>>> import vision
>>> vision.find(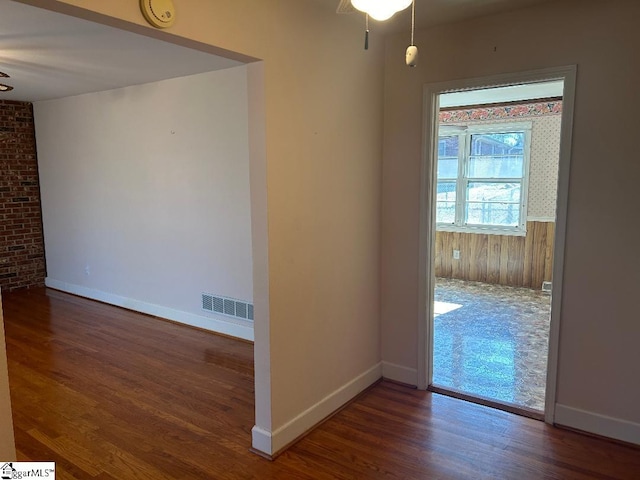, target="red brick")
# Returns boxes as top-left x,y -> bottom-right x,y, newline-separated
0,100 -> 45,292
